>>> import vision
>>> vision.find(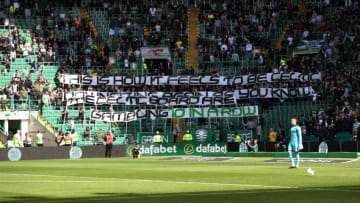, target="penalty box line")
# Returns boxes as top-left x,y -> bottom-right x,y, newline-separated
0,172 -> 359,193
